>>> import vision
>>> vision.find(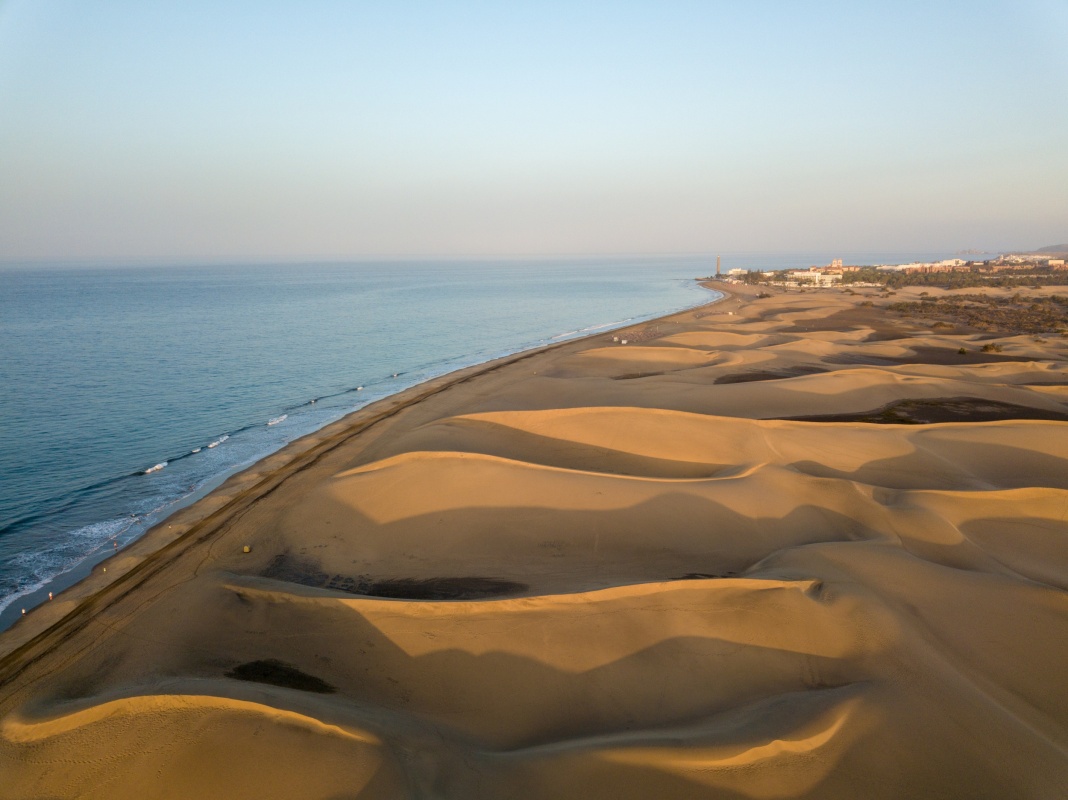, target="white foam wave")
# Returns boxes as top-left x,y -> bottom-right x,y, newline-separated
581,318 -> 632,332
207,435 -> 229,448
267,414 -> 287,426
0,516 -> 135,617
550,318 -> 636,341
144,462 -> 167,474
